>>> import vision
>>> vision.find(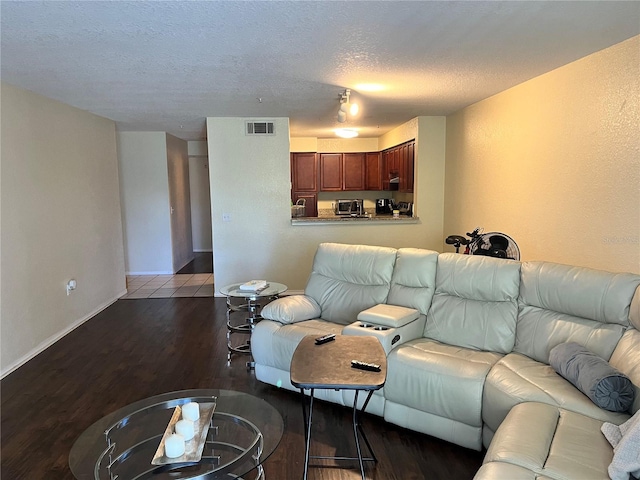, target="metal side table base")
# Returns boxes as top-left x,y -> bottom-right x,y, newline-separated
220,283 -> 288,368
299,388 -> 377,480
290,335 -> 386,480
